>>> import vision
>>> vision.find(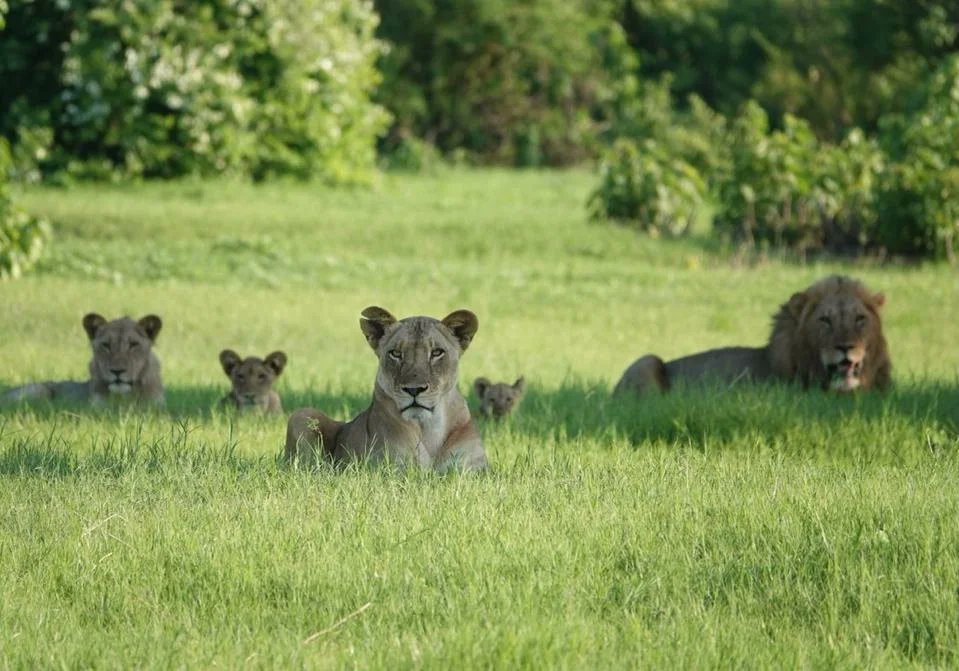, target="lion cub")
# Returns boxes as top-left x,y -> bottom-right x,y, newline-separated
474,376 -> 525,419
218,350 -> 287,414
2,313 -> 164,406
